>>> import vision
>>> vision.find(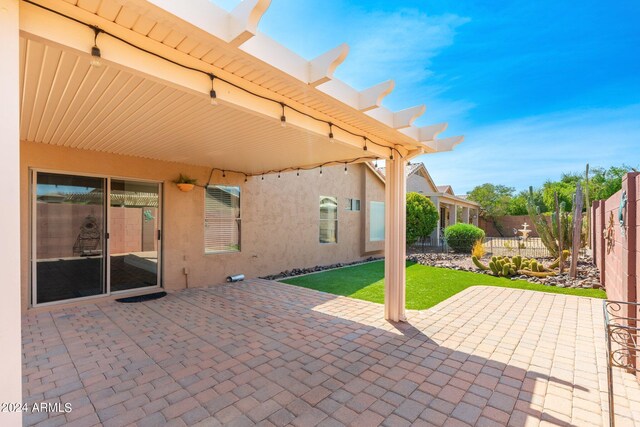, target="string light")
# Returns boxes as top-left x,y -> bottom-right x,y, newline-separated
329,123 -> 335,143
90,26 -> 102,67
280,103 -> 286,128
319,165 -> 323,176
296,169 -> 300,176
389,148 -> 394,160
24,0 -> 408,163
278,172 -> 281,178
344,163 -> 348,175
222,170 -> 226,178
209,74 -> 218,106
